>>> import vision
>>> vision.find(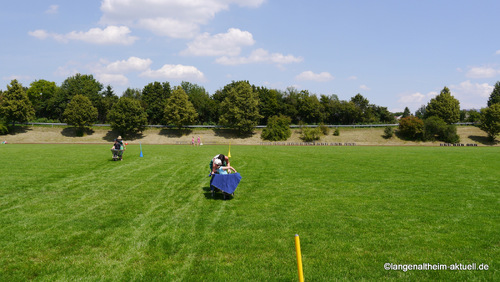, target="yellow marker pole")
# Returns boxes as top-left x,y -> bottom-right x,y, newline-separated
228,142 -> 232,158
295,234 -> 304,282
